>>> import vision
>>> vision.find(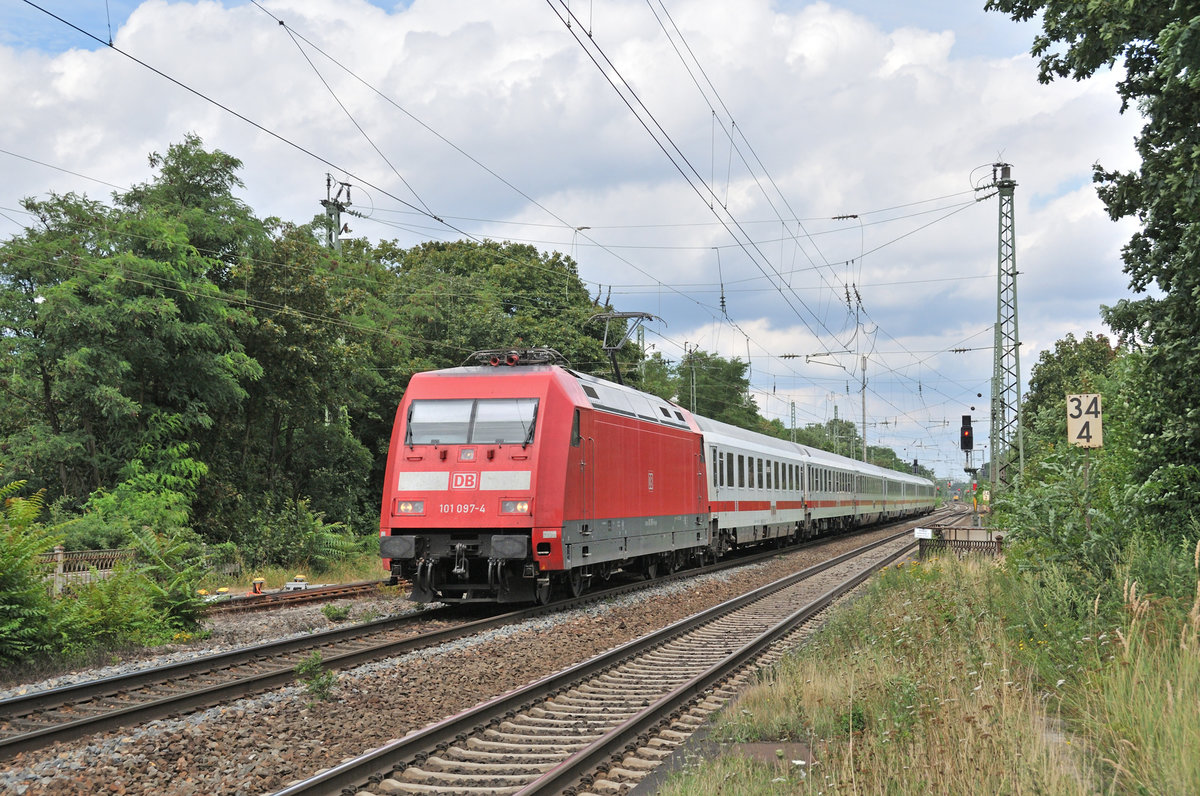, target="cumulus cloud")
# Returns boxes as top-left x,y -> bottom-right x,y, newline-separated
0,0 -> 1143,475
